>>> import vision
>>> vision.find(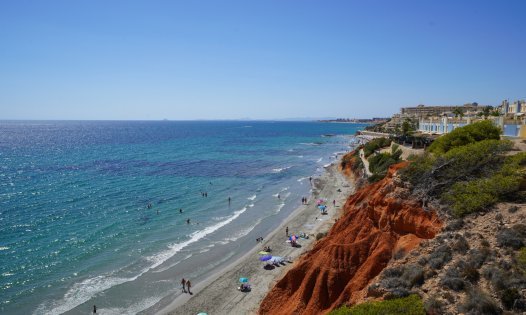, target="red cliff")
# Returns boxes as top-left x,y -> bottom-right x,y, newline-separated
259,163 -> 442,315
